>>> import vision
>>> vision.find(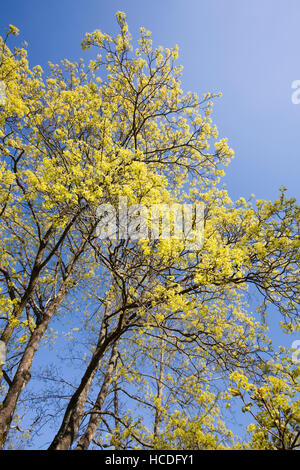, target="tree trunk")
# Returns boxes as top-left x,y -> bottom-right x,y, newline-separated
75,340 -> 119,450
48,307 -> 128,450
0,288 -> 66,448
0,230 -> 89,448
